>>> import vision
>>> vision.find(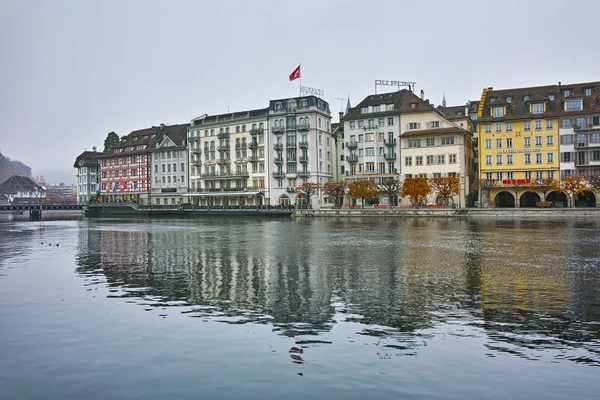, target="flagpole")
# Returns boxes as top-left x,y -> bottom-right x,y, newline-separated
299,63 -> 301,96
